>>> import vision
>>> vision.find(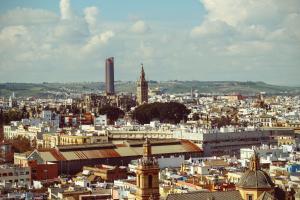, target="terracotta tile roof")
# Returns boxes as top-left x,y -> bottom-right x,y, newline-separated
36,140 -> 201,161
60,149 -> 120,160
115,143 -> 127,147
49,149 -> 66,161
37,148 -> 66,161
181,140 -> 203,152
